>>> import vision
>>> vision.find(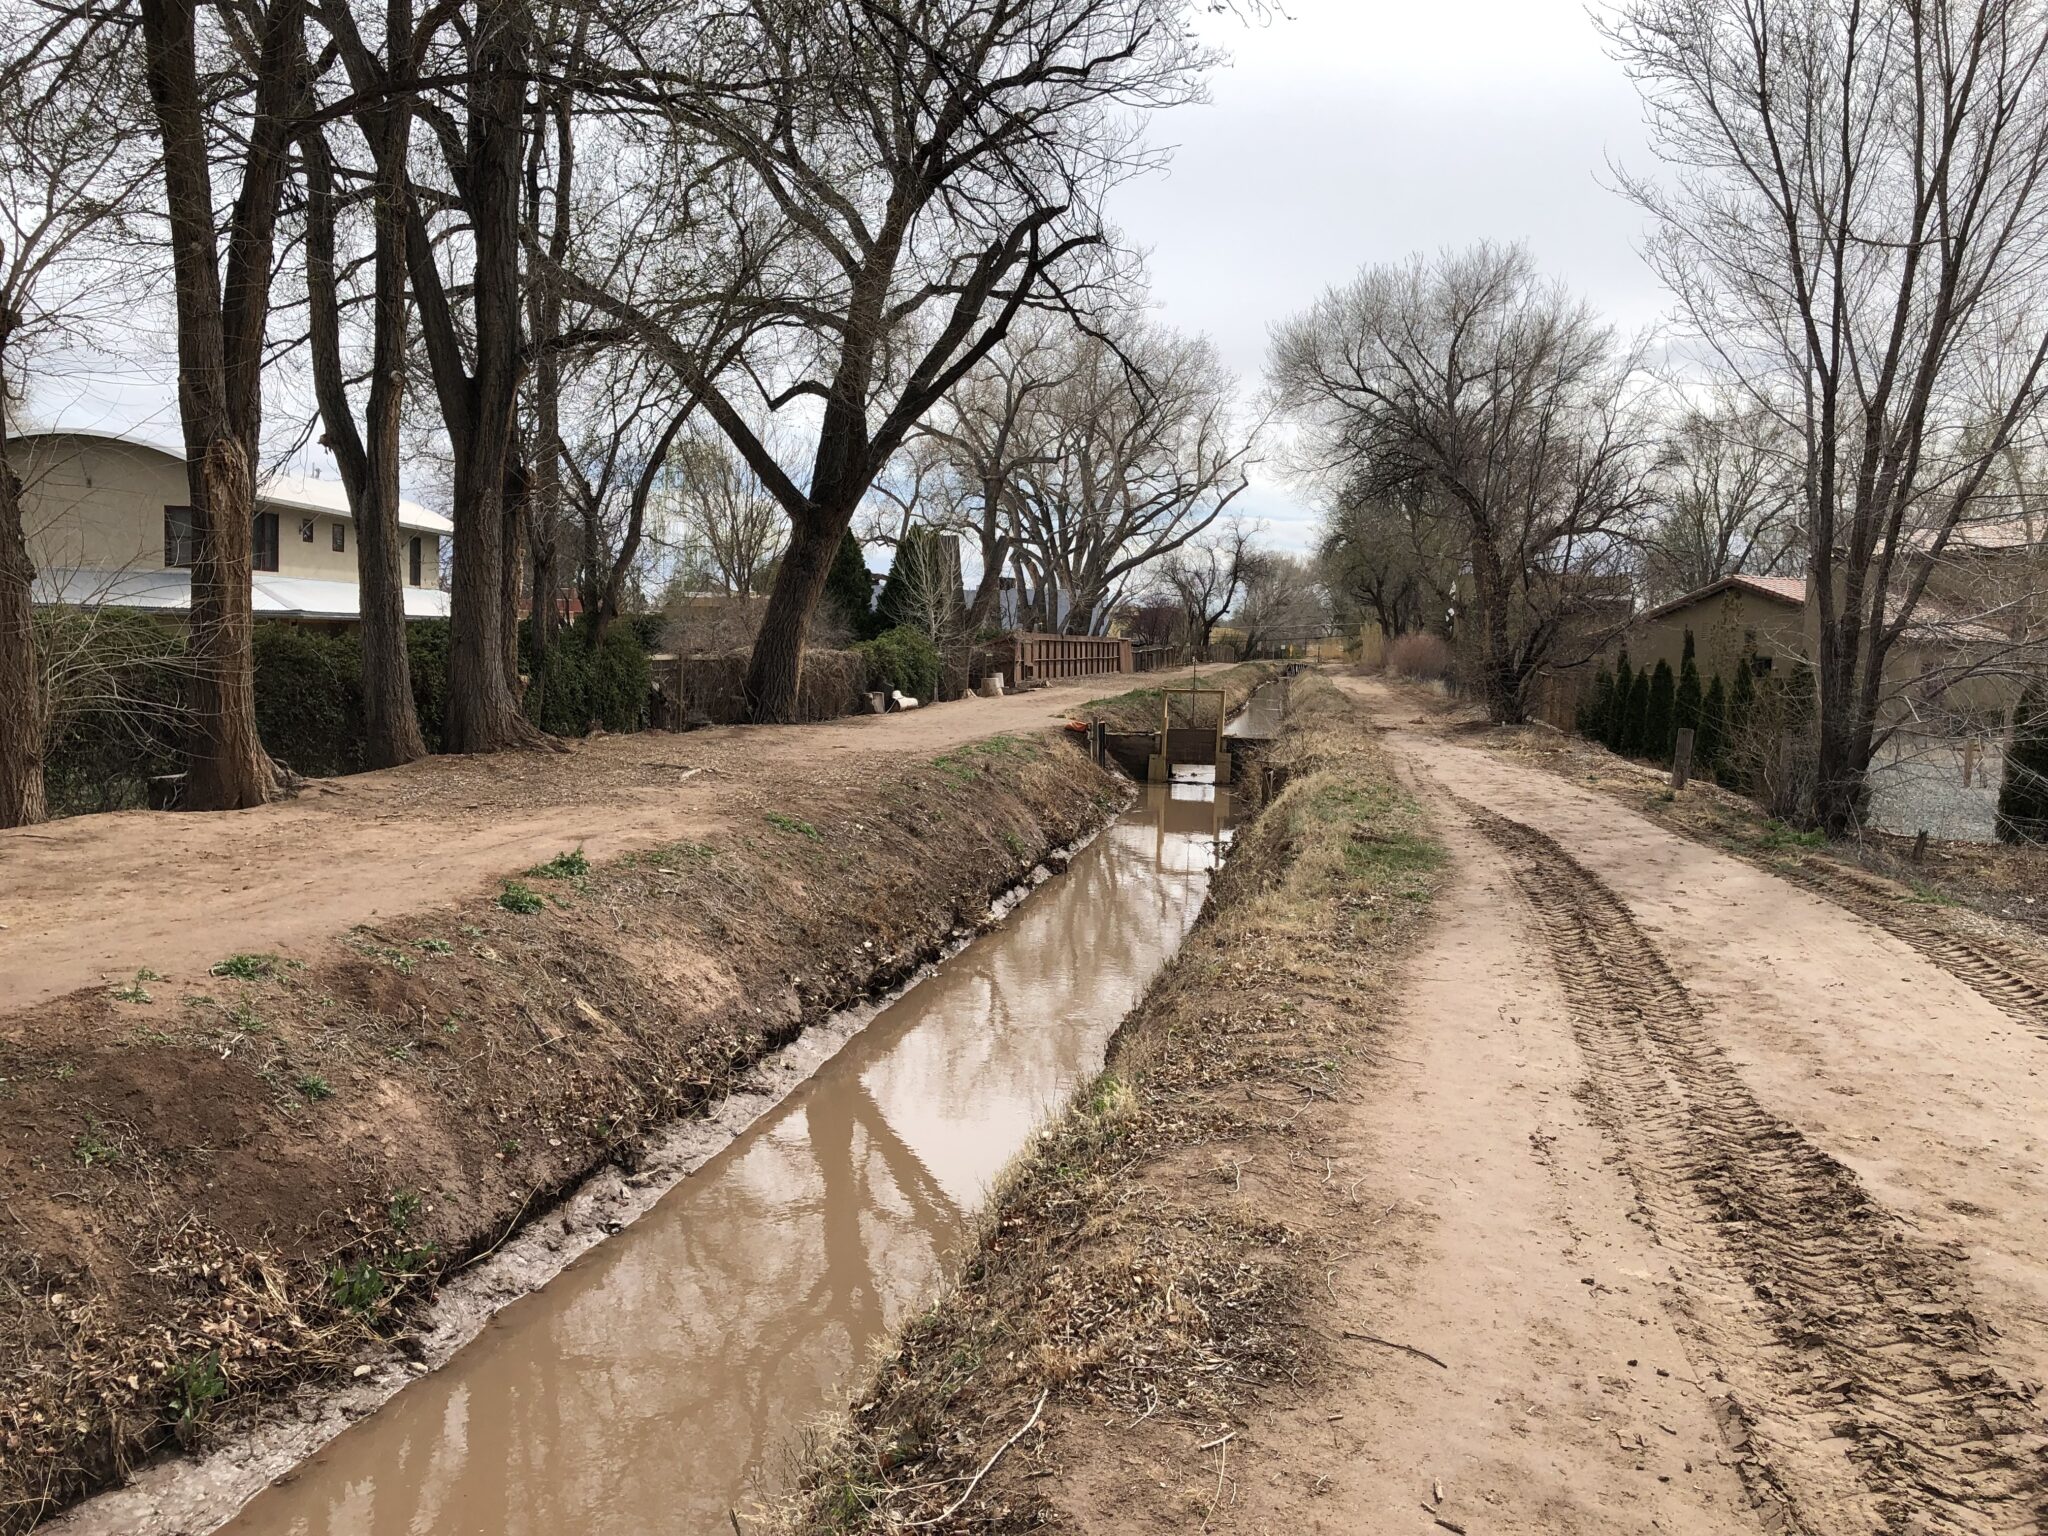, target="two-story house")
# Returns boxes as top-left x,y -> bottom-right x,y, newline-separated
14,427 -> 452,623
